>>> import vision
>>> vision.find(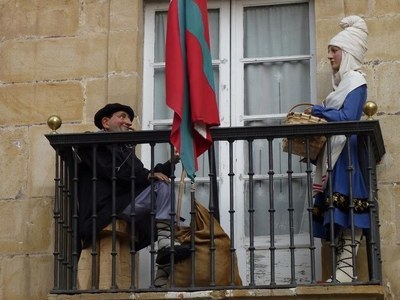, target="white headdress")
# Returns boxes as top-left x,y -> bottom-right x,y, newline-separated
329,15 -> 368,64
329,16 -> 368,88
